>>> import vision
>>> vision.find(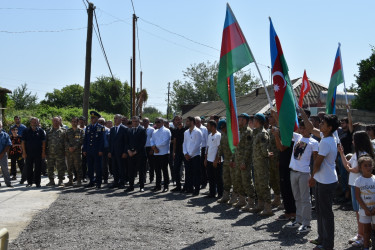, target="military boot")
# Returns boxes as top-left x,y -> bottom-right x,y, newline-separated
260,202 -> 274,216
249,200 -> 265,213
228,192 -> 238,205
217,191 -> 230,203
58,179 -> 64,187
241,198 -> 255,212
46,179 -> 55,187
233,195 -> 246,208
64,179 -> 73,187
271,195 -> 281,208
